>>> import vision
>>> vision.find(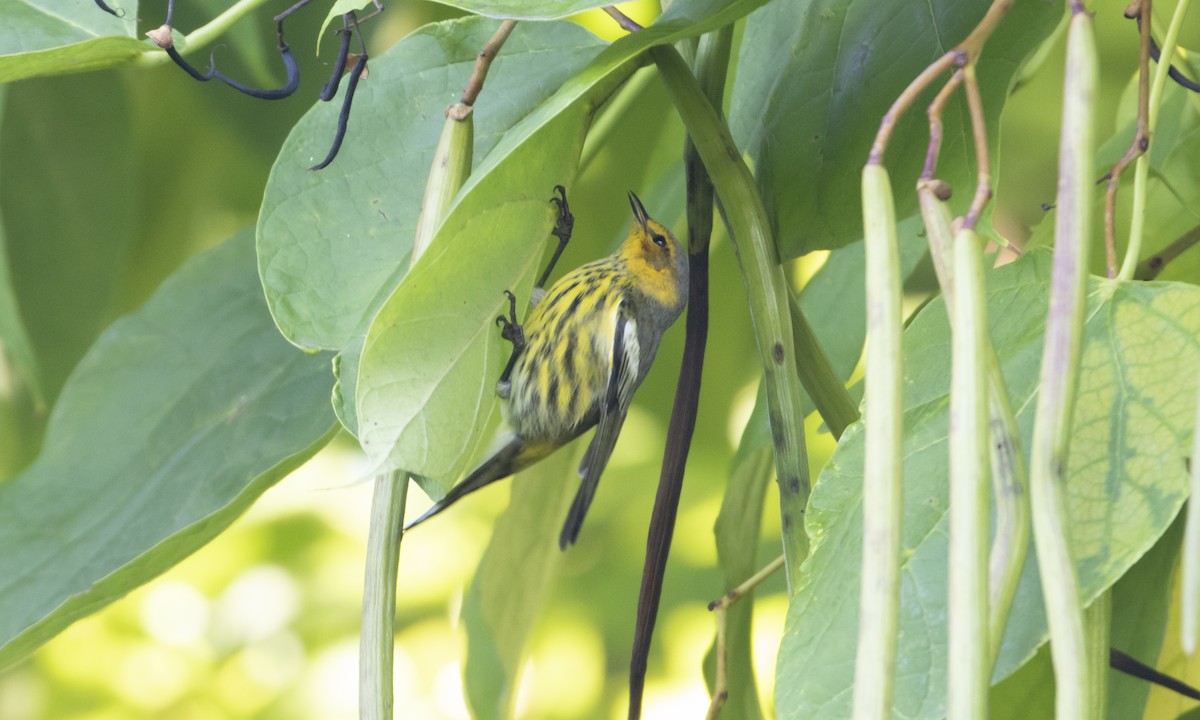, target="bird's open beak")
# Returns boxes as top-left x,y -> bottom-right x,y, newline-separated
627,191 -> 650,230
